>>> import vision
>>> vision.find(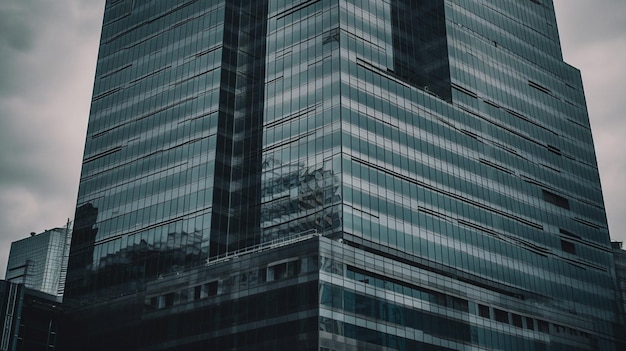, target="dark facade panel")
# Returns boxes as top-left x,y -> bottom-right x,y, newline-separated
0,281 -> 62,351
